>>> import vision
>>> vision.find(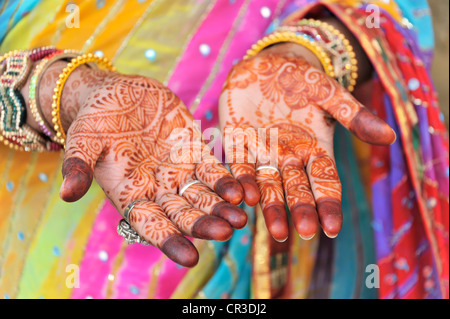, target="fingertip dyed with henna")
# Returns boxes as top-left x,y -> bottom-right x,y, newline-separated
290,203 -> 319,241
300,233 -> 316,241
350,108 -> 397,146
263,204 -> 289,243
215,176 -> 244,205
60,157 -> 94,202
237,174 -> 261,206
316,198 -> 343,238
160,234 -> 199,268
211,201 -> 248,229
192,215 -> 233,241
